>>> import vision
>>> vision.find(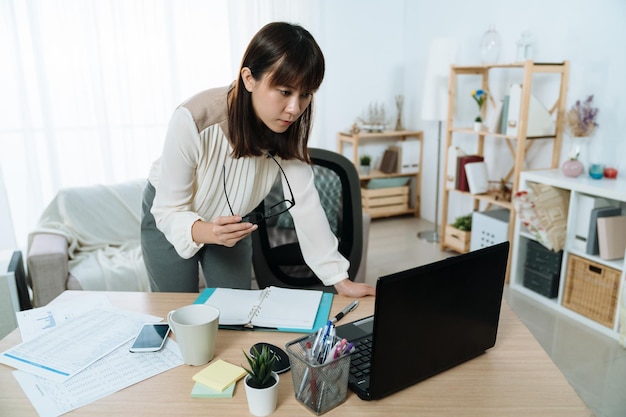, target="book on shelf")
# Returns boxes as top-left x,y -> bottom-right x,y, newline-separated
194,286 -> 332,332
456,155 -> 484,192
499,95 -> 510,134
379,147 -> 399,173
464,161 -> 489,195
596,215 -> 626,260
446,146 -> 466,189
586,206 -> 622,255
